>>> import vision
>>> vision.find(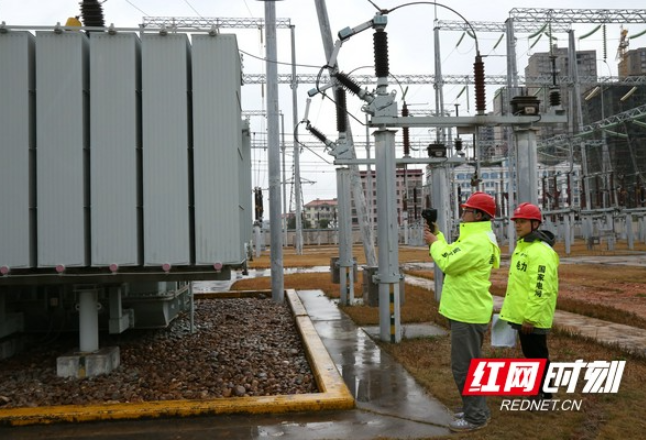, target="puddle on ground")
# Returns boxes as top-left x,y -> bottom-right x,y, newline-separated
192,266 -> 331,293
192,263 -> 437,293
